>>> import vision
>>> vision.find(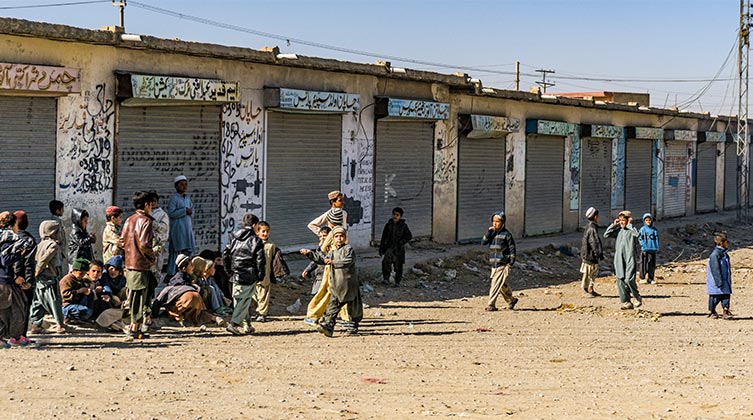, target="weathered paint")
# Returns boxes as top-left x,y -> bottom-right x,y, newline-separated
0,62 -> 80,94
340,105 -> 374,248
526,119 -> 578,137
568,131 -> 581,210
466,114 -> 520,138
635,127 -> 663,140
611,133 -> 626,210
704,131 -> 725,143
665,129 -> 698,142
385,97 -> 449,120
432,84 -> 457,243
220,91 -> 265,248
130,73 -> 239,102
276,88 -> 360,113
590,124 -> 624,139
